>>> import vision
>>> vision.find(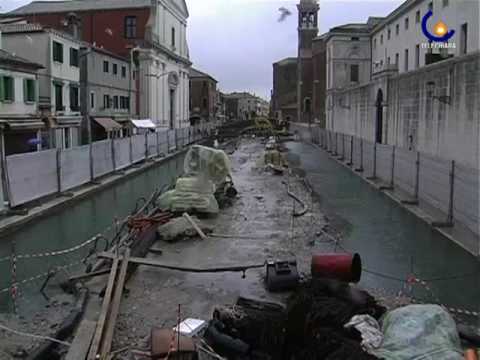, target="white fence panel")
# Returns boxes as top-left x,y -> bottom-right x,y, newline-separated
376,144 -> 393,184
453,164 -> 479,235
353,137 -> 362,169
418,154 -> 451,215
344,135 -> 352,163
7,149 -> 58,206
363,141 -> 375,177
115,138 -> 131,170
394,147 -> 416,196
147,133 -> 158,158
168,130 -> 177,151
92,140 -> 114,178
60,145 -> 90,191
158,131 -> 168,155
132,135 -> 146,163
